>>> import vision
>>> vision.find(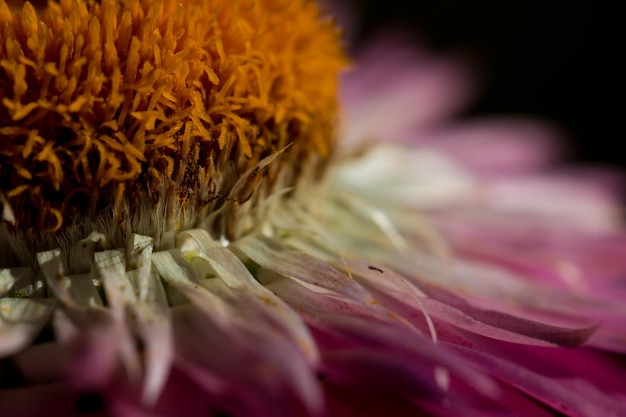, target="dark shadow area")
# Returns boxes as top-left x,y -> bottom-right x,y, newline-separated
351,0 -> 624,168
